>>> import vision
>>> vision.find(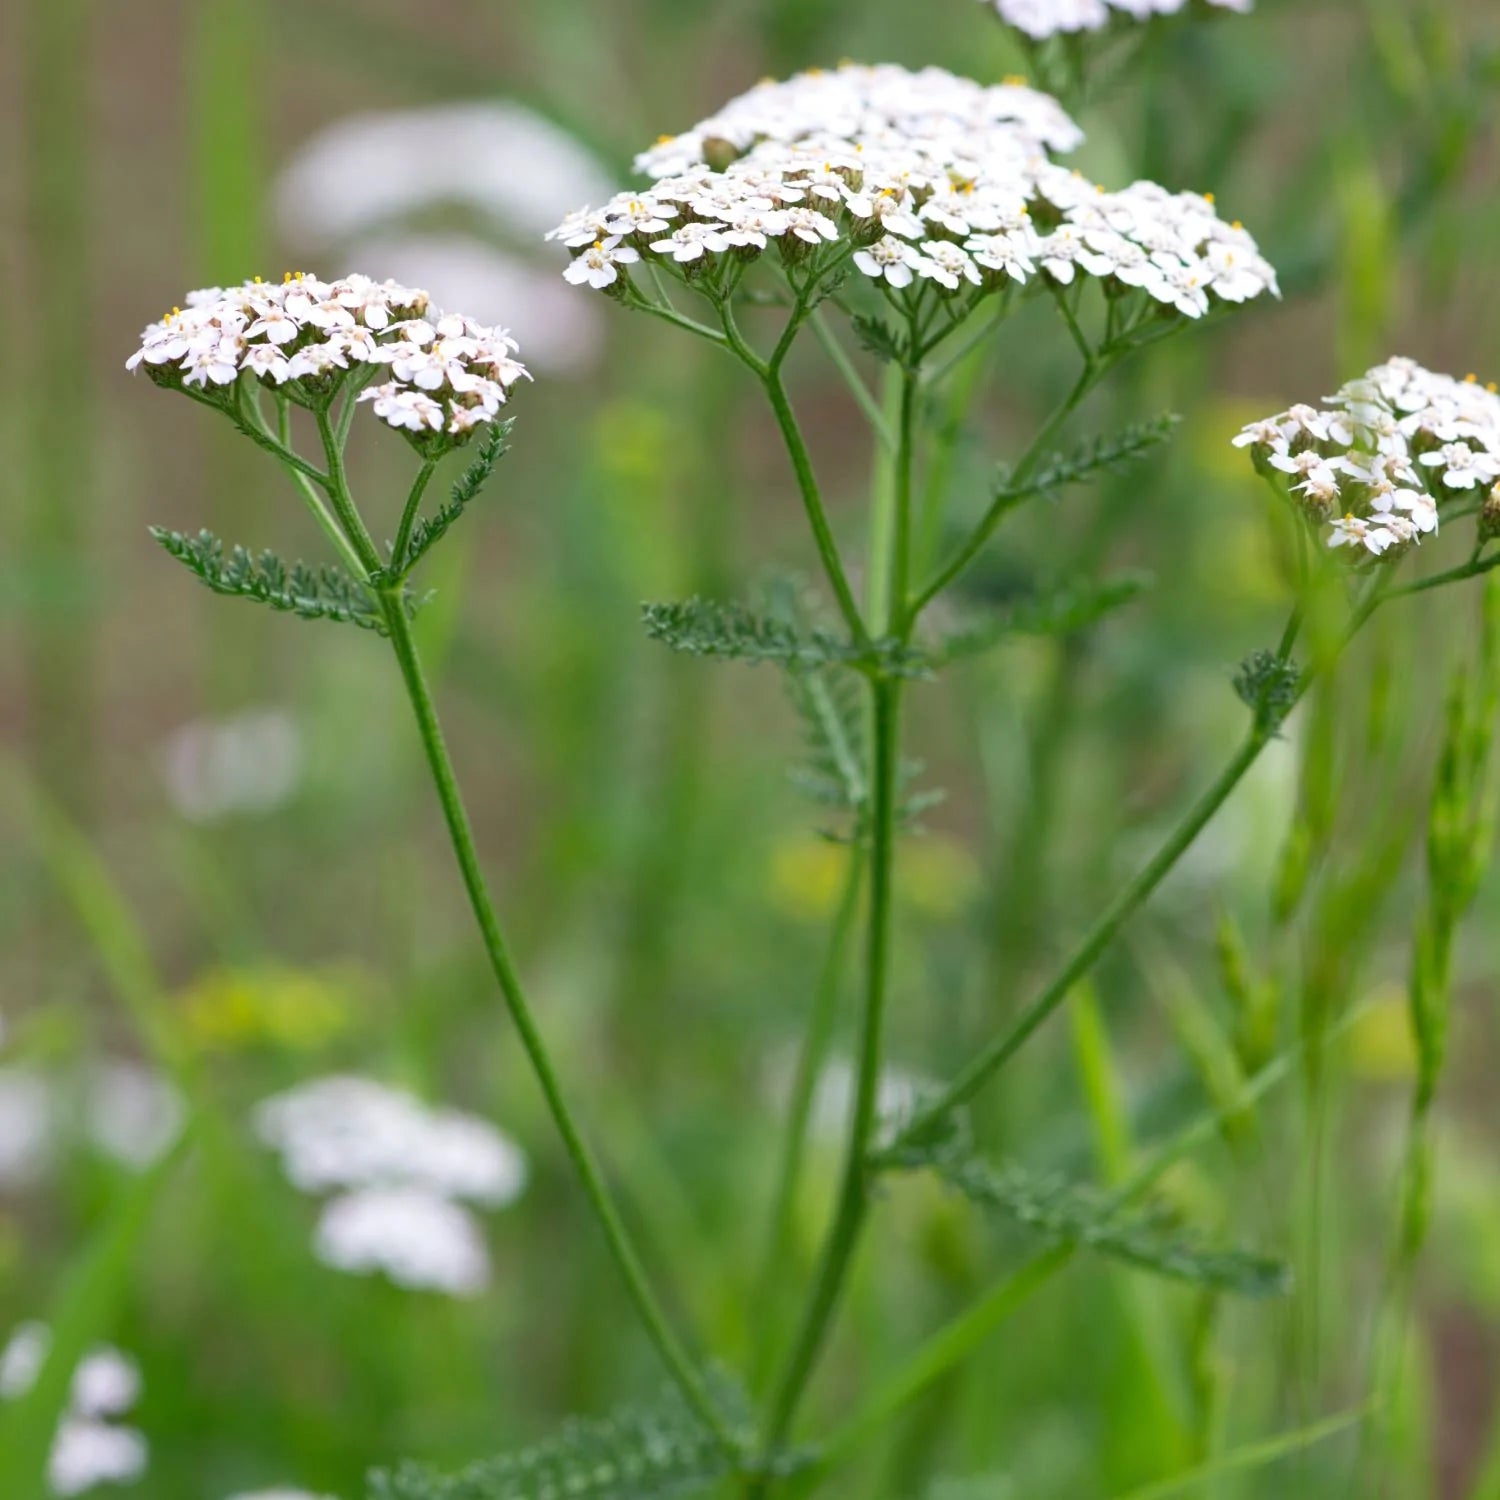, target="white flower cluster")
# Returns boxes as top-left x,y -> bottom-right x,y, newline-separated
127,272 -> 527,440
0,1326 -> 148,1497
1236,358 -> 1500,558
254,1075 -> 528,1297
549,64 -> 1275,321
987,0 -> 1251,41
